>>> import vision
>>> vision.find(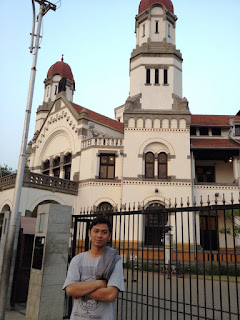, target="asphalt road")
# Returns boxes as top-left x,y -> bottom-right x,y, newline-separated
115,270 -> 240,320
